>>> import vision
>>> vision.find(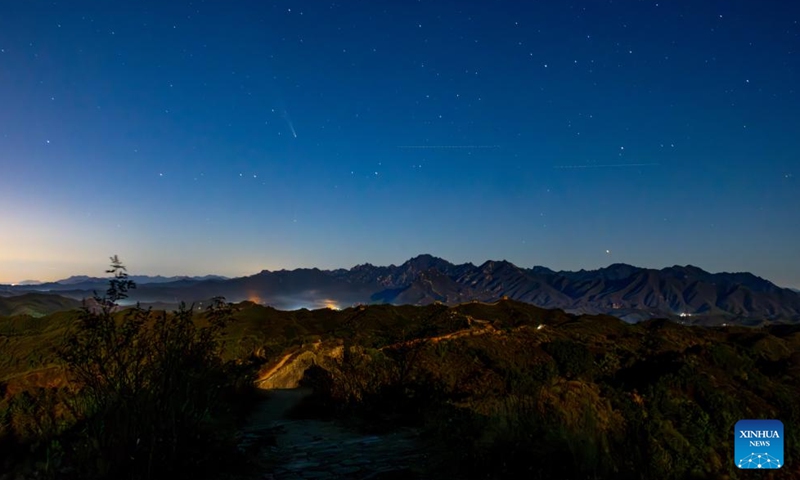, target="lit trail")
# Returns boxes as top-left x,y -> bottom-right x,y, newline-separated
255,351 -> 295,386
